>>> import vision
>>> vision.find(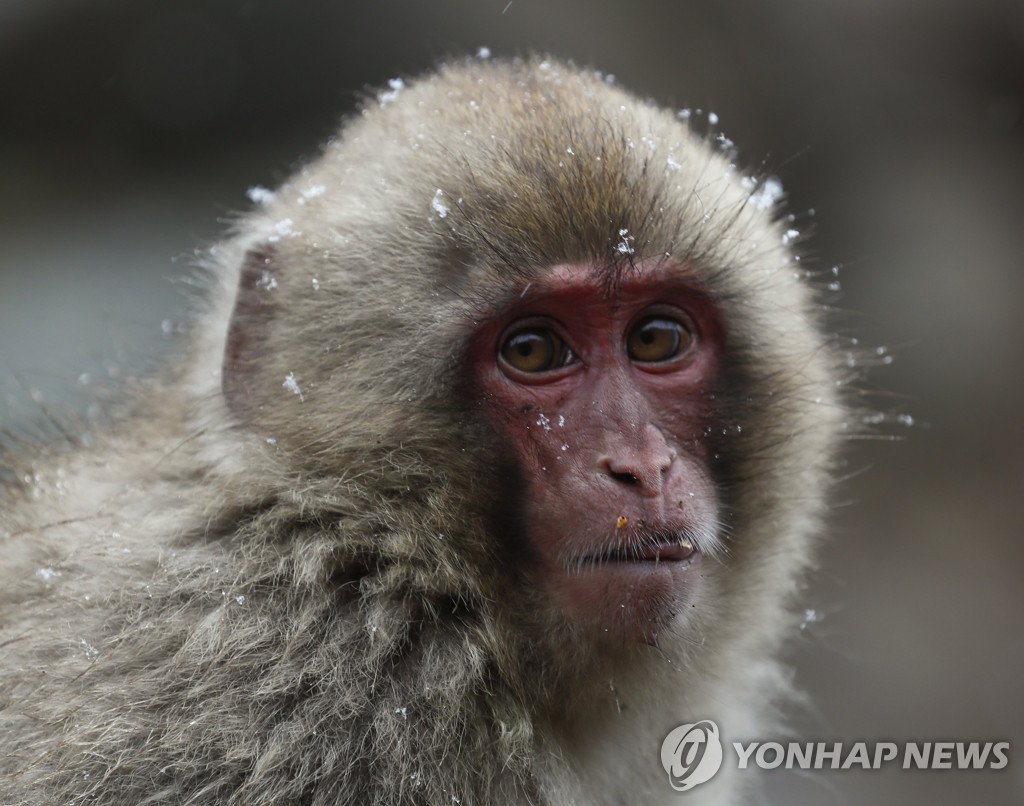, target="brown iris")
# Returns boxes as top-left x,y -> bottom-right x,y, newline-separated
627,316 -> 689,363
500,328 -> 569,373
